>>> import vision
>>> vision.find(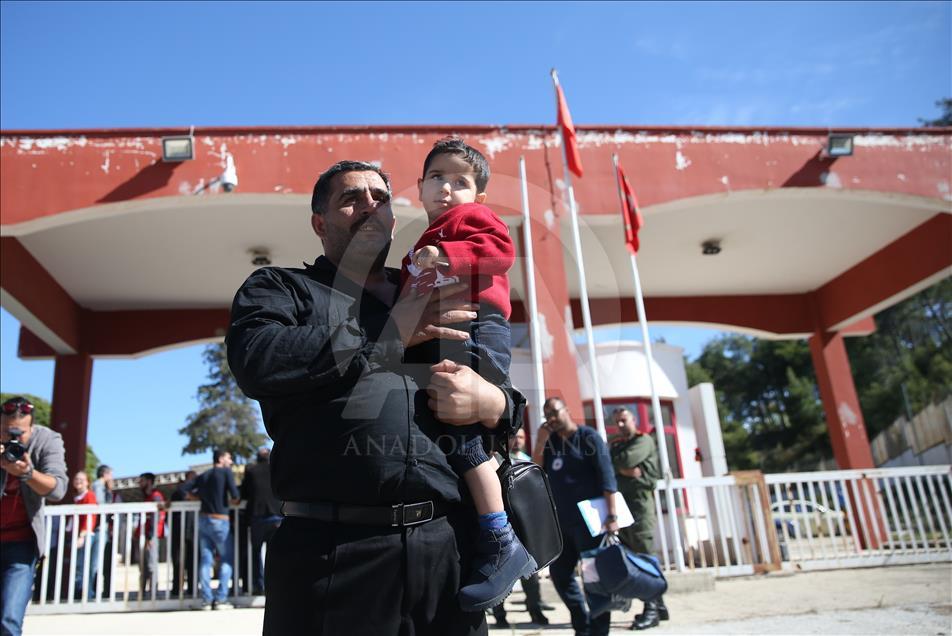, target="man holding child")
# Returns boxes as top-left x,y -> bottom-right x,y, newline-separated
227,140 -> 530,634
